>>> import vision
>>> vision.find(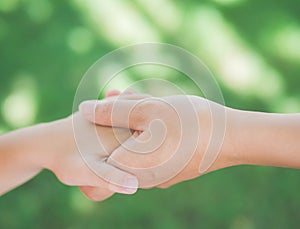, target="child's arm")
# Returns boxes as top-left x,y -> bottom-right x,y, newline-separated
0,113 -> 138,199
